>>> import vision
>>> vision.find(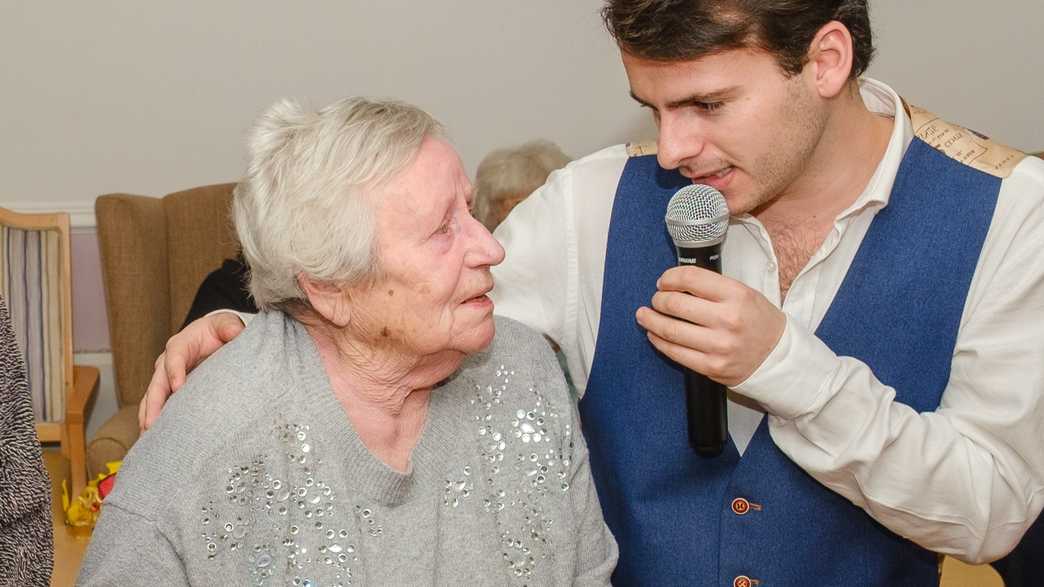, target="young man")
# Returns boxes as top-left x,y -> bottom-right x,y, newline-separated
492,2 -> 1044,584
144,1 -> 1044,584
